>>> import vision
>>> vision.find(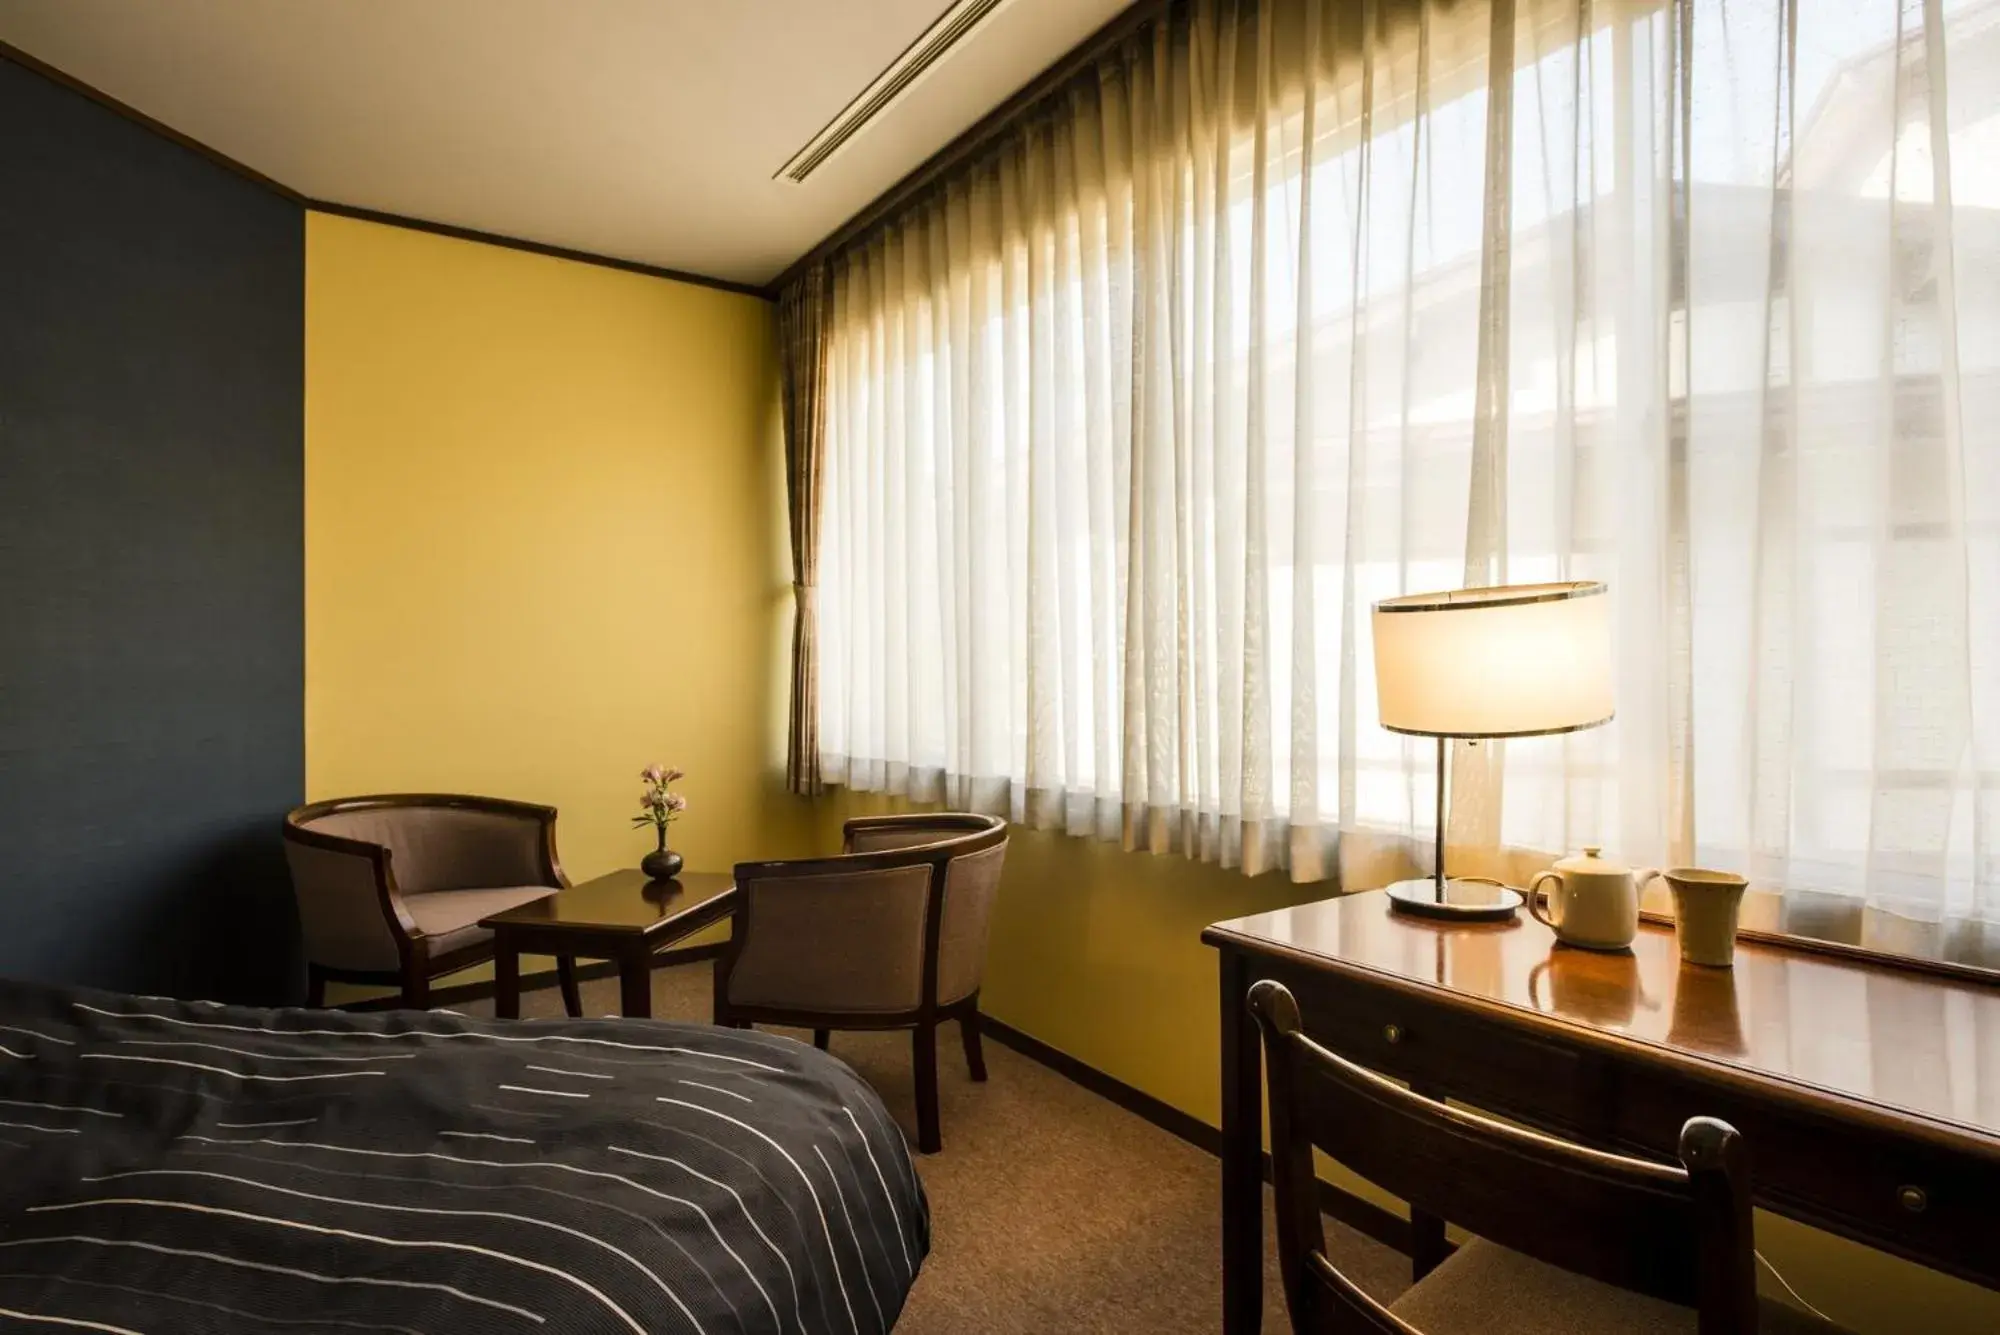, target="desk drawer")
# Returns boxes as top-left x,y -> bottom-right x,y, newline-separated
1610,1065 -> 2000,1282
1250,957 -> 1605,1137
